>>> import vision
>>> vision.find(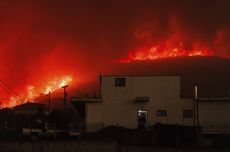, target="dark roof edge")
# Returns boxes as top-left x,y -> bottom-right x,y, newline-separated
198,97 -> 230,102
100,74 -> 180,77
